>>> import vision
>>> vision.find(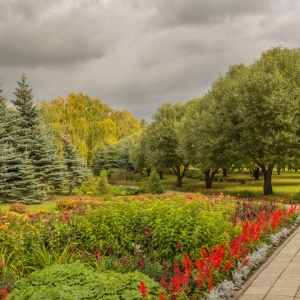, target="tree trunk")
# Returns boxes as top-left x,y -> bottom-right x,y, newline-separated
222,168 -> 227,177
260,163 -> 275,195
173,163 -> 189,188
204,169 -> 219,188
159,171 -> 163,180
253,167 -> 260,180
146,168 -> 151,176
277,167 -> 281,175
